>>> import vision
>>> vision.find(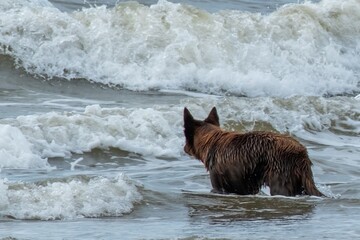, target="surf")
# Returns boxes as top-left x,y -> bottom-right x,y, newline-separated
0,0 -> 359,97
